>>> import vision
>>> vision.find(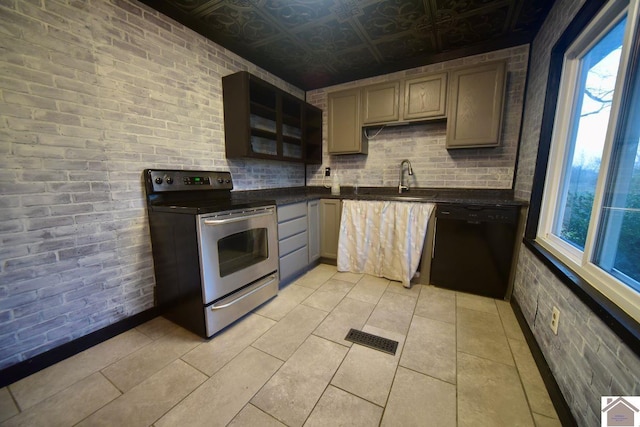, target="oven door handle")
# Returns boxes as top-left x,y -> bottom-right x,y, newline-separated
210,275 -> 277,310
203,210 -> 273,226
